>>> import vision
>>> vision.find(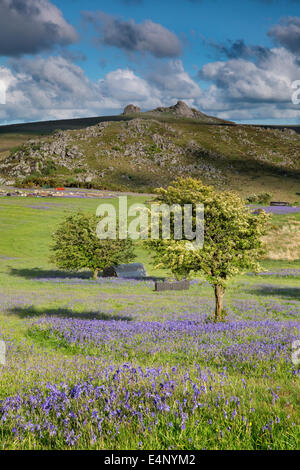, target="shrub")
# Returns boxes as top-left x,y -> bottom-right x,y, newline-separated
246,193 -> 272,205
